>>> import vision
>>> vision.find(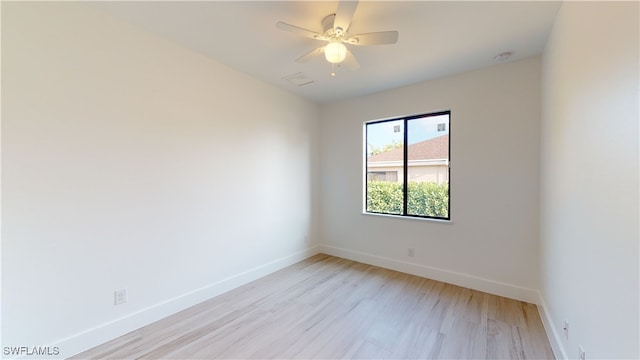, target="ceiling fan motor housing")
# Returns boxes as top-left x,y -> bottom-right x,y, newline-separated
322,14 -> 341,38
